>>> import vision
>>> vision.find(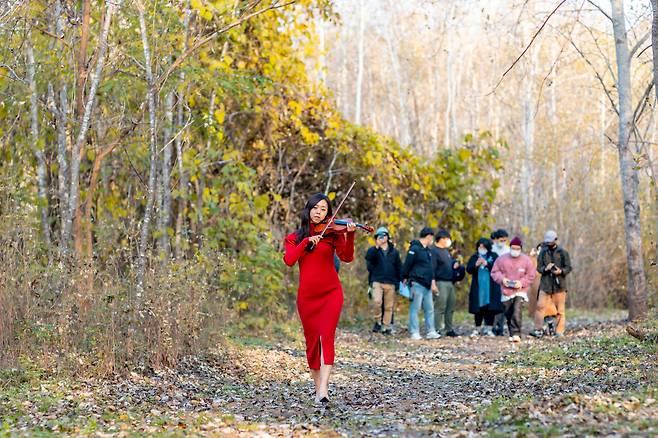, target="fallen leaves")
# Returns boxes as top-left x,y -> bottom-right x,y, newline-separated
1,318 -> 656,436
